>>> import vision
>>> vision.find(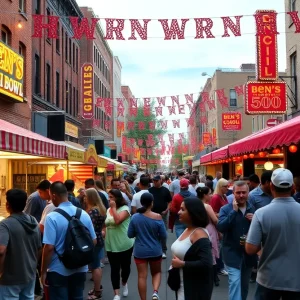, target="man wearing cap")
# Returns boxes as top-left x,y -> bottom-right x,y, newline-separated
149,175 -> 172,258
169,171 -> 185,197
246,168 -> 300,299
169,179 -> 192,237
